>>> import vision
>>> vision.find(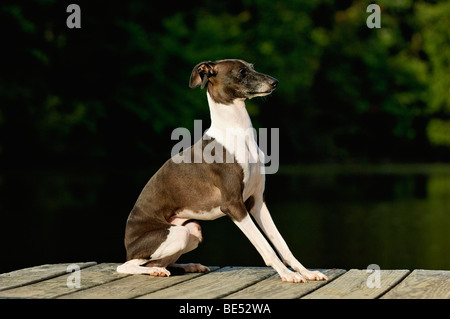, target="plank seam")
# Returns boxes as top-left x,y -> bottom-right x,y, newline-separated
55,274 -> 133,299
131,266 -> 223,299
375,270 -> 412,299
217,271 -> 276,299
298,269 -> 348,299
0,262 -> 98,292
